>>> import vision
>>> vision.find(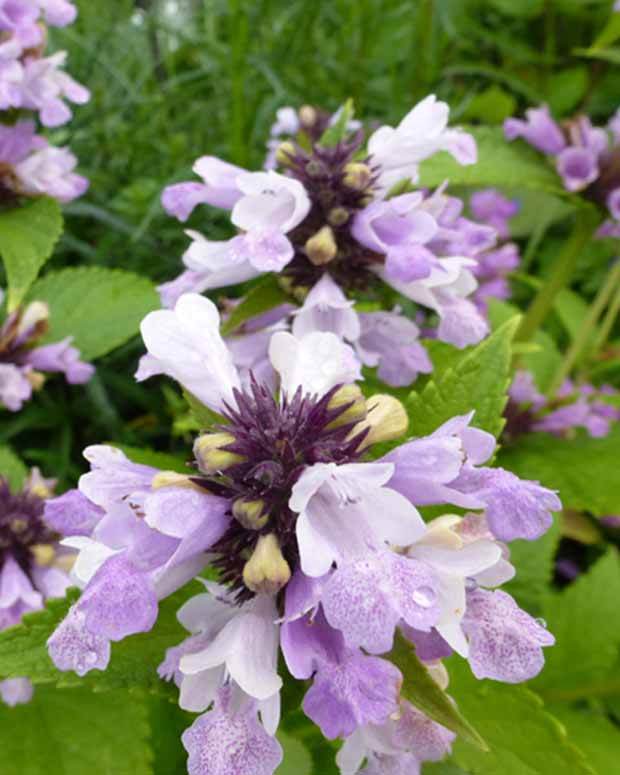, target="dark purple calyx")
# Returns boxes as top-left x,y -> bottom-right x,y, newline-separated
0,478 -> 57,573
195,379 -> 367,600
